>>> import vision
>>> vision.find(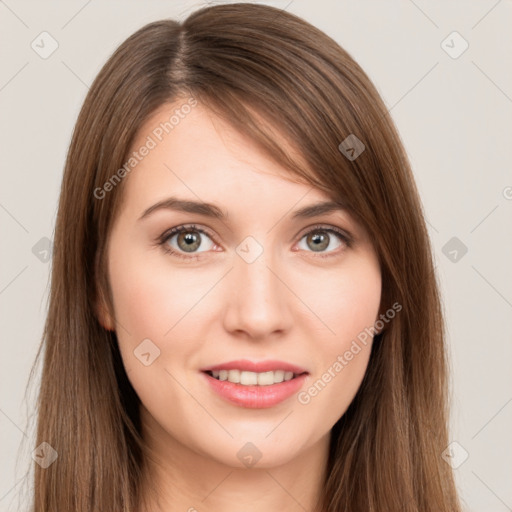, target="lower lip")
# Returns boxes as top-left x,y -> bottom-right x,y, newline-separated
202,372 -> 308,409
